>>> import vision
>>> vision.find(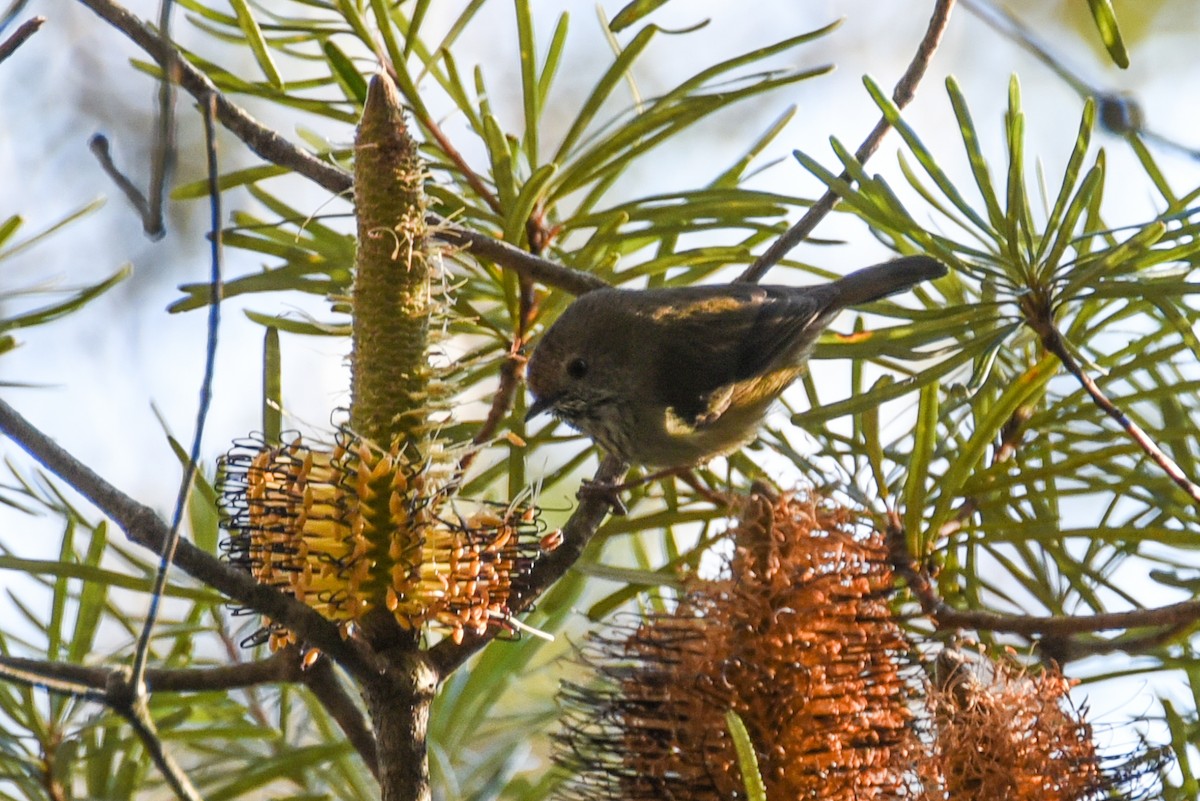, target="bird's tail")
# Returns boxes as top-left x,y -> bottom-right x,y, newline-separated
827,255 -> 946,308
